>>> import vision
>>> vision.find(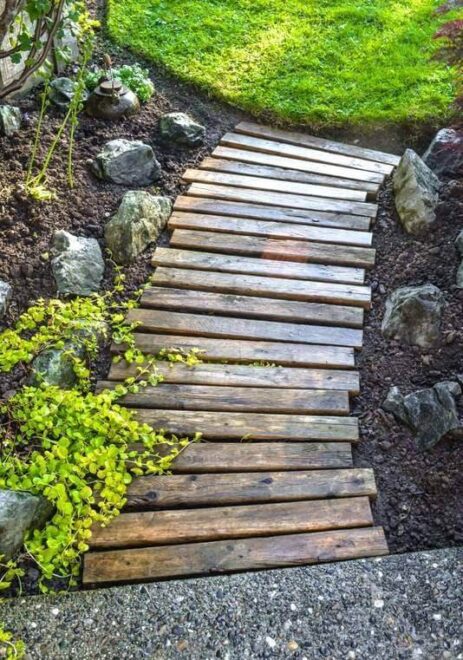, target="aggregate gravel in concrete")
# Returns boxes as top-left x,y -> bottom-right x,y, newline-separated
1,548 -> 461,659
